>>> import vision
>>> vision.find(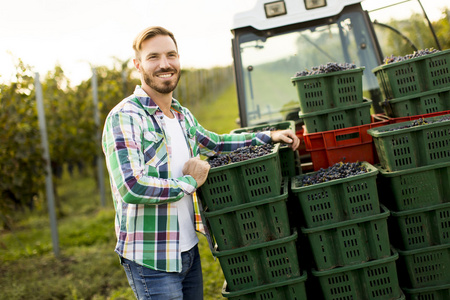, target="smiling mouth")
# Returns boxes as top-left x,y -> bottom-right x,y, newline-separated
157,73 -> 173,78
